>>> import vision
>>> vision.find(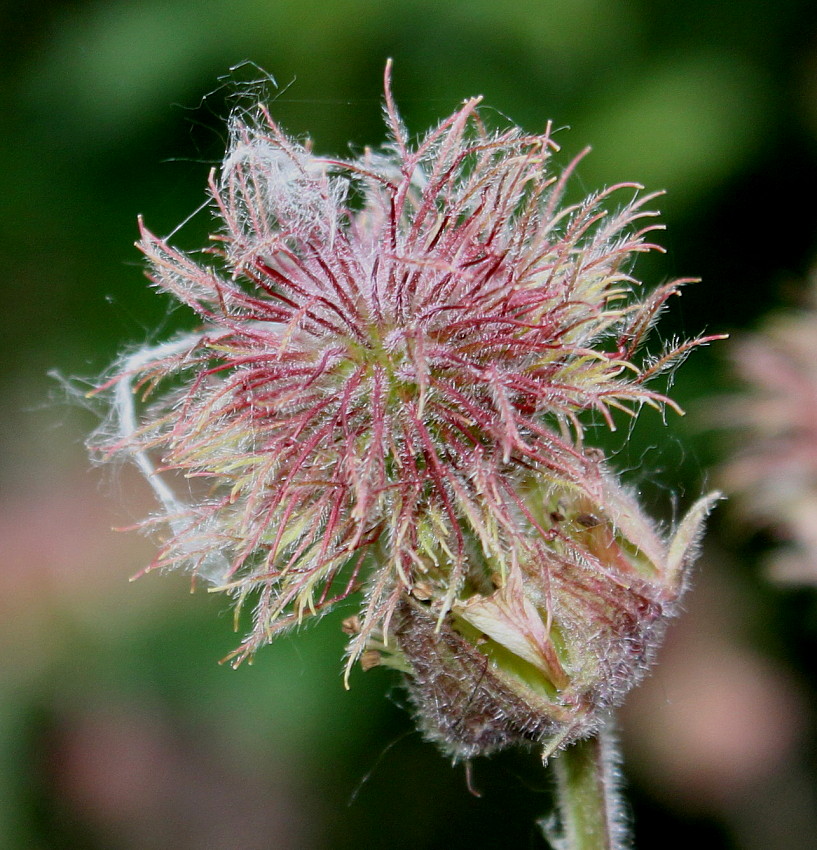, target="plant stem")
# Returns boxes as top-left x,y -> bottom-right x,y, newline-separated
550,725 -> 629,850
